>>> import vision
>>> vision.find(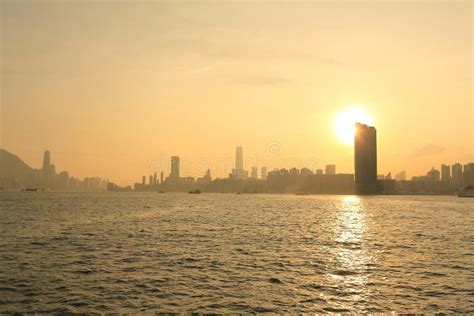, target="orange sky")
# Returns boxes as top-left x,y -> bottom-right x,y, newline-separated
1,1 -> 473,185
